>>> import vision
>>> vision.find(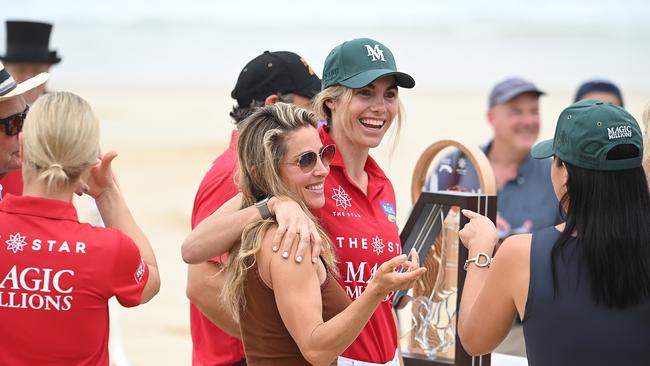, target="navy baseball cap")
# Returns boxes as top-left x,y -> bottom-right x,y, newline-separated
489,77 -> 545,108
574,79 -> 624,107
